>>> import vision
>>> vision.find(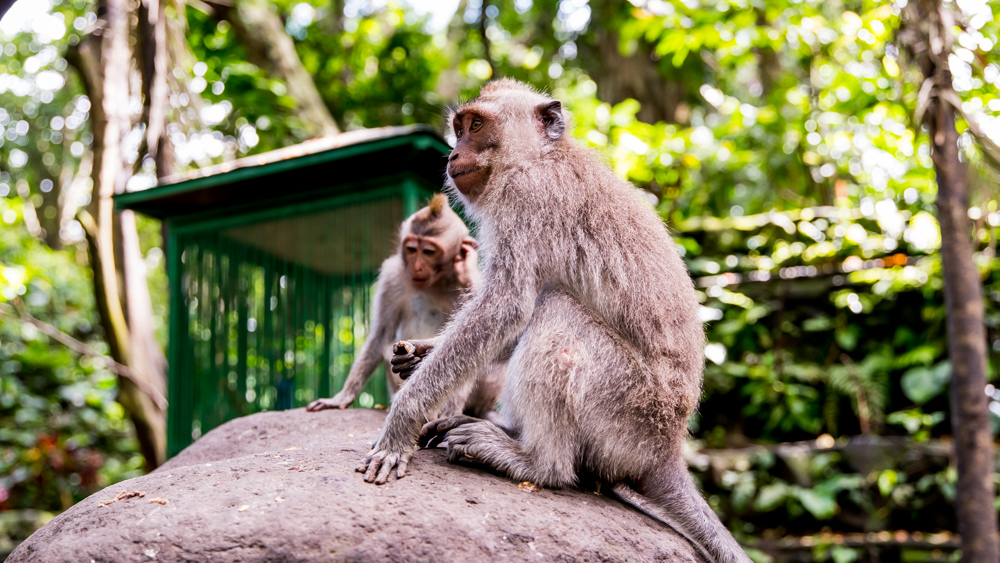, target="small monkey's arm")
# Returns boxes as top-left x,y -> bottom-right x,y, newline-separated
307,268 -> 401,412
358,266 -> 536,484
